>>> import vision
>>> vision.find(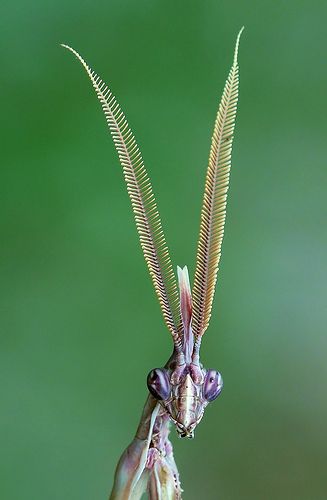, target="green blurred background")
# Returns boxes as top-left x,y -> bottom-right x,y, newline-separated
1,1 -> 326,498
